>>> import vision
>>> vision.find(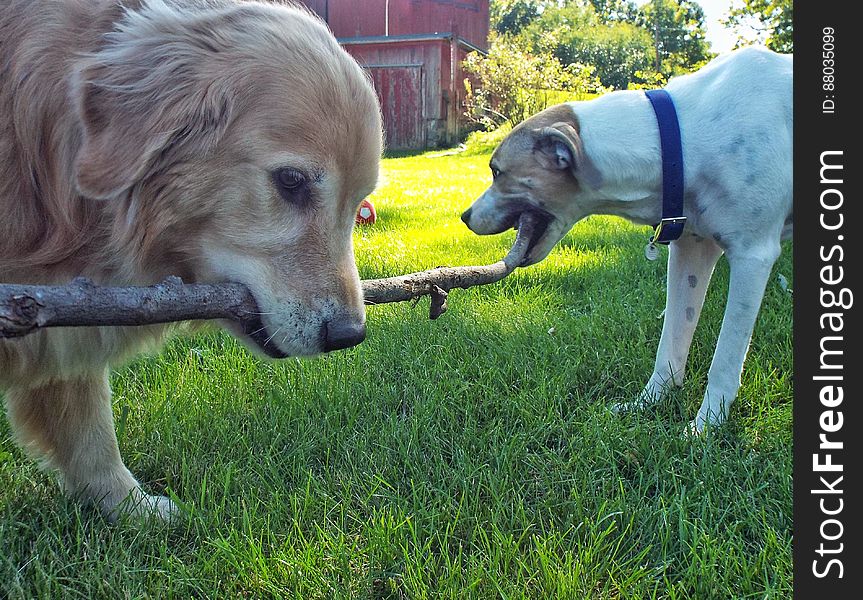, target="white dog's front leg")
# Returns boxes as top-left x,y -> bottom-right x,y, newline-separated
637,235 -> 723,408
690,245 -> 781,432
